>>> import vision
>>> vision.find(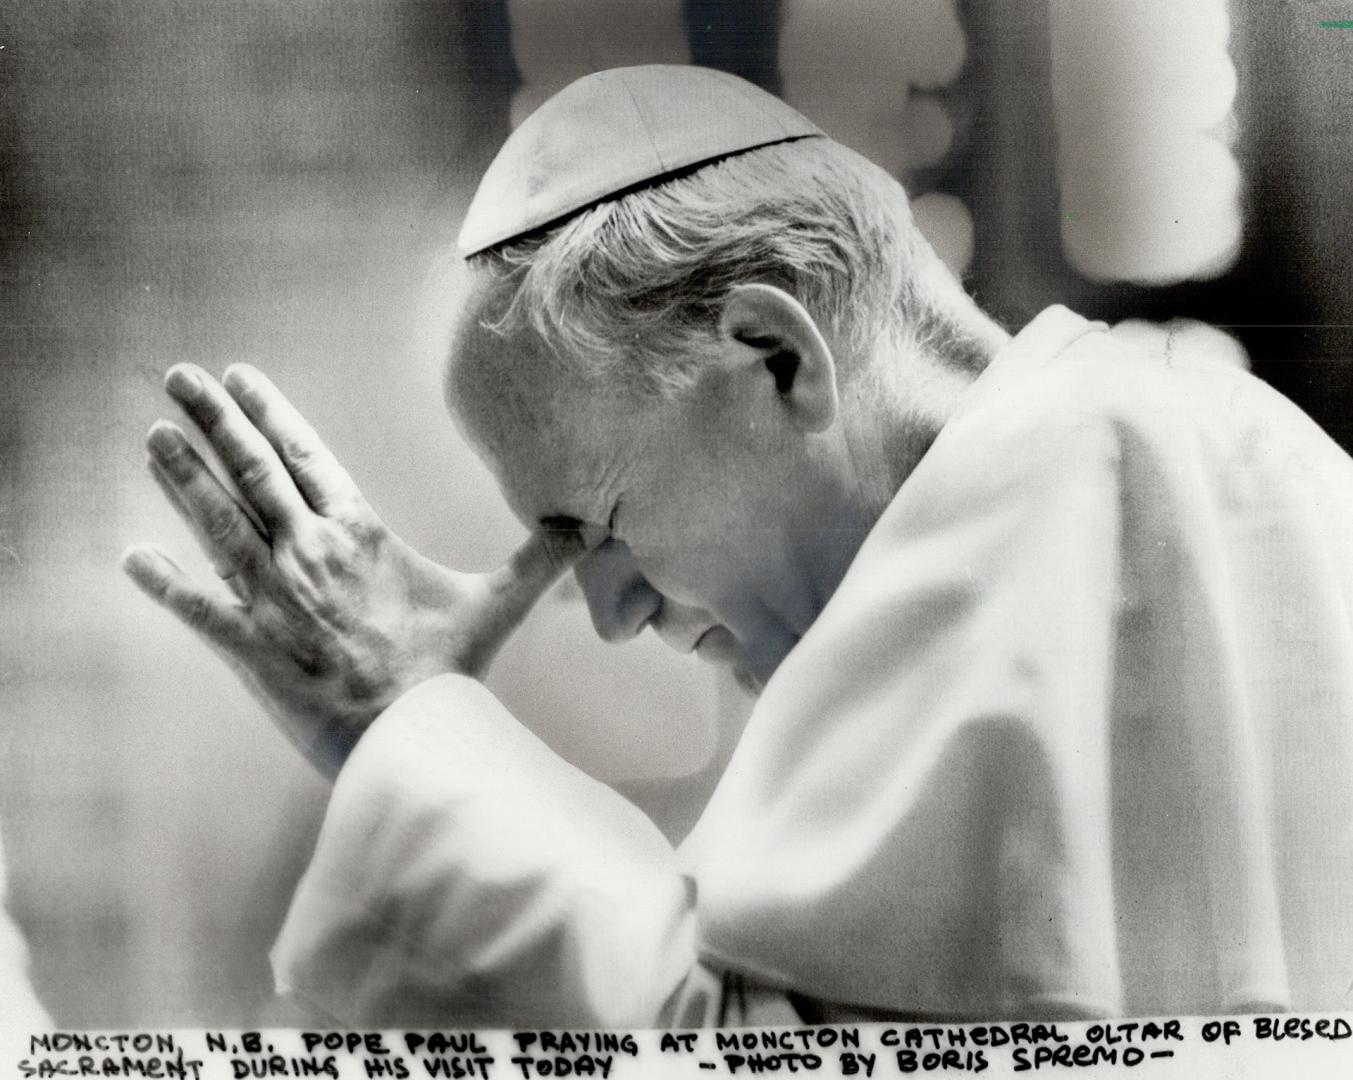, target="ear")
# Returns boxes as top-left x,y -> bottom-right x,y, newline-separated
717,283 -> 839,434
